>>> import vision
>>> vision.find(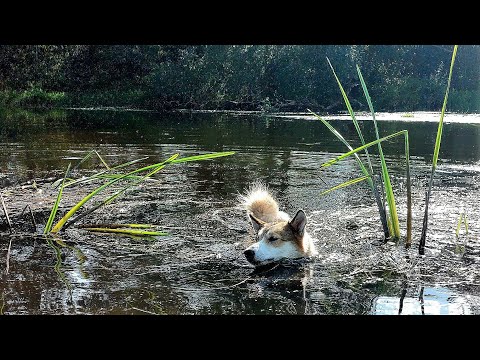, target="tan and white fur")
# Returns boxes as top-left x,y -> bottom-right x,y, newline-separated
239,183 -> 317,266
